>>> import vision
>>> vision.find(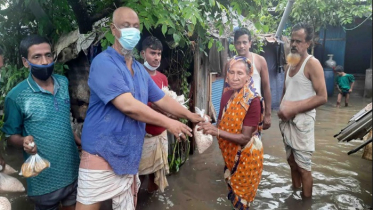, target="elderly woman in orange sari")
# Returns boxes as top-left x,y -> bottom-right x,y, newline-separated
198,56 -> 264,210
